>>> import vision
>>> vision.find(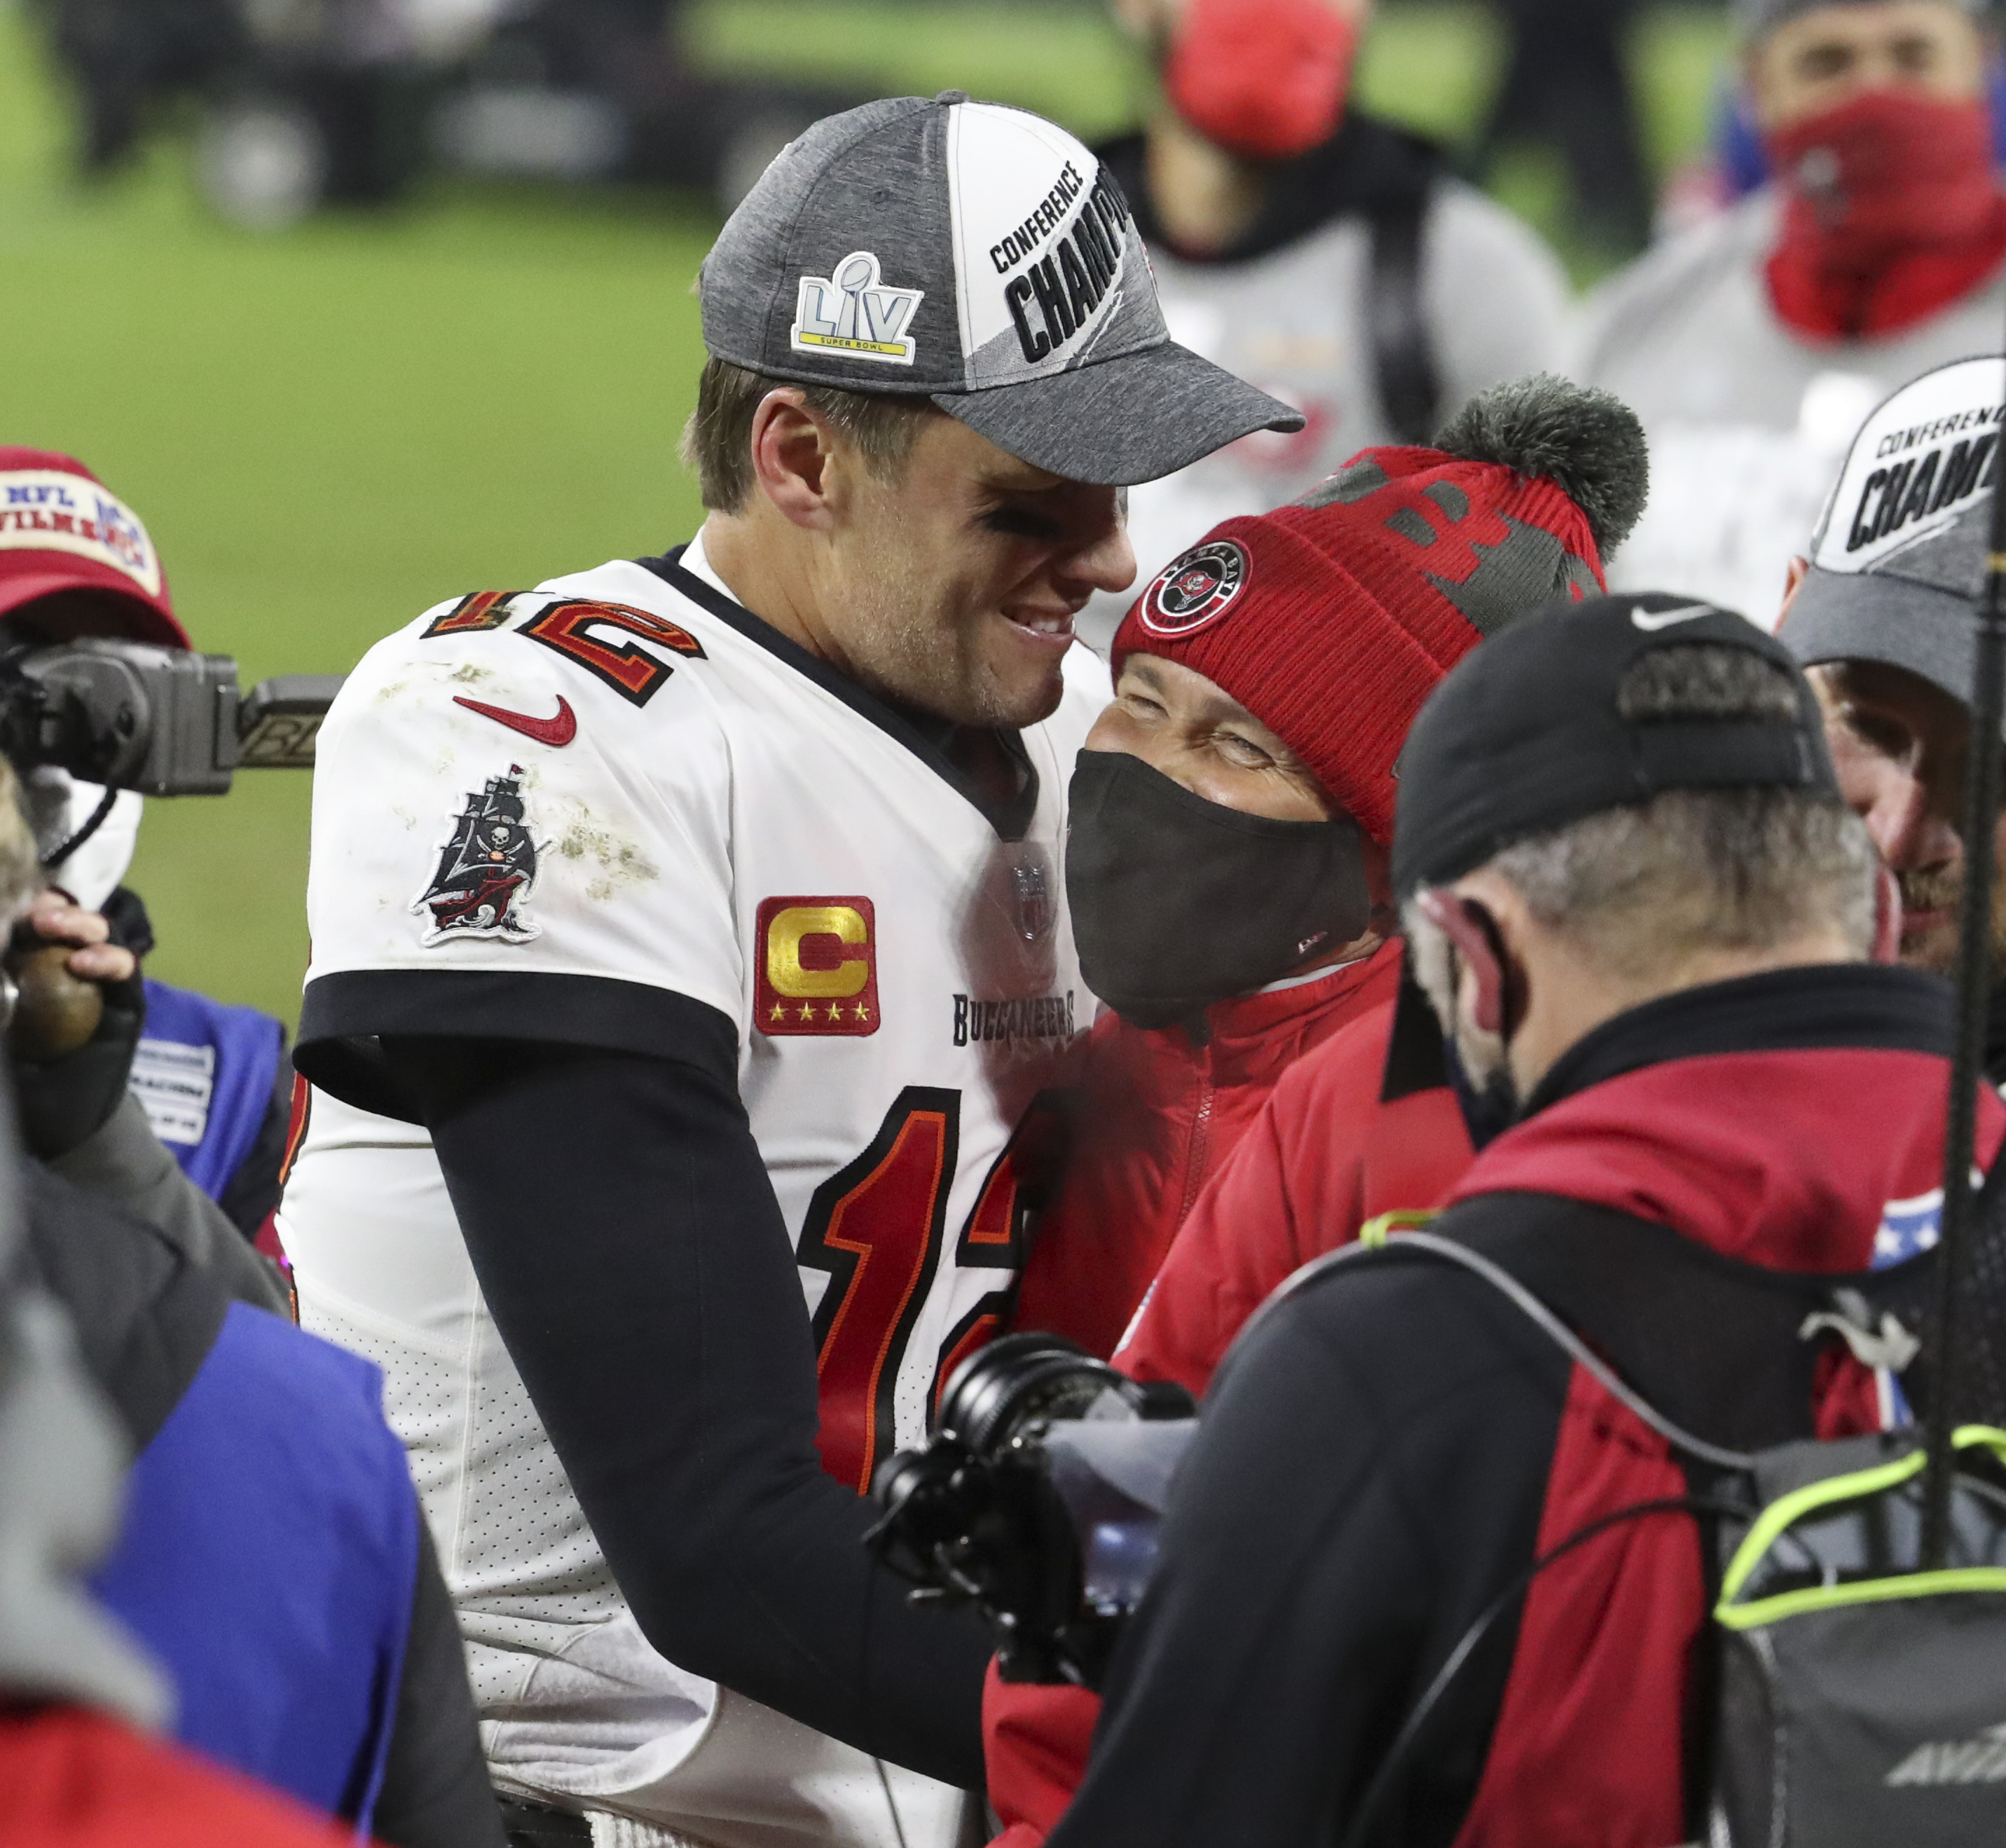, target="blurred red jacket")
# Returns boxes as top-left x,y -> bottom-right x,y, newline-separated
1012,938 -> 1408,1361
990,979 -> 1476,1846
4,1705 -> 365,1847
